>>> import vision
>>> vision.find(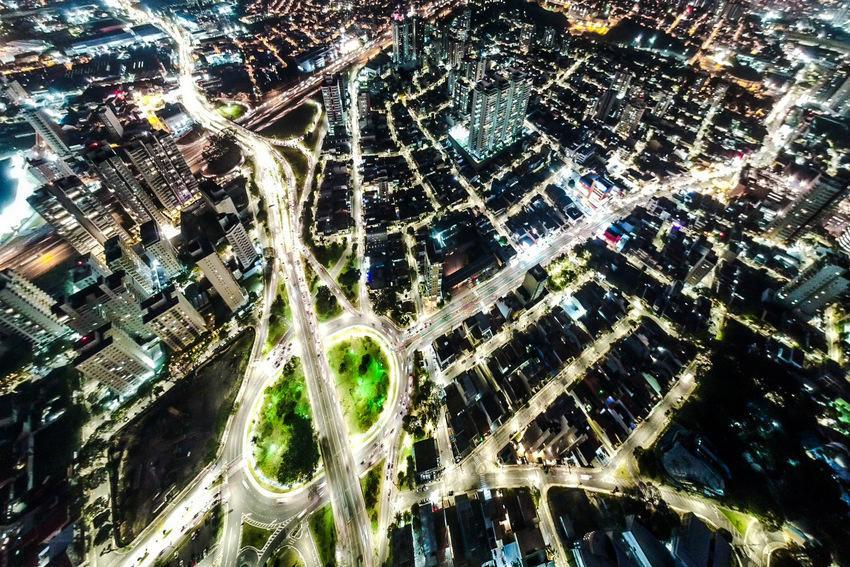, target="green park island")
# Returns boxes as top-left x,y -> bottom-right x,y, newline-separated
326,330 -> 394,437
249,357 -> 321,488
